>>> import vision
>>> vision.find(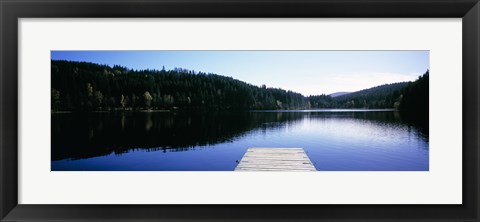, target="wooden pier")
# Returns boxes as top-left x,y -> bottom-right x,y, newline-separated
234,148 -> 316,171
